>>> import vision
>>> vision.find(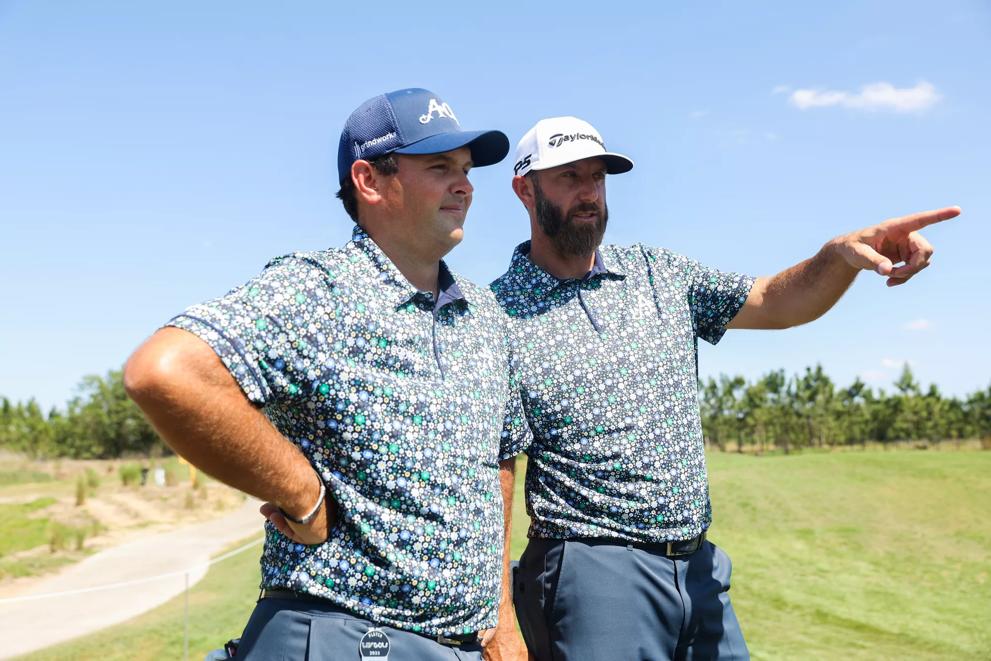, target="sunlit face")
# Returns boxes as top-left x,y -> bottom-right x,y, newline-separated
386,147 -> 474,255
530,157 -> 608,257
